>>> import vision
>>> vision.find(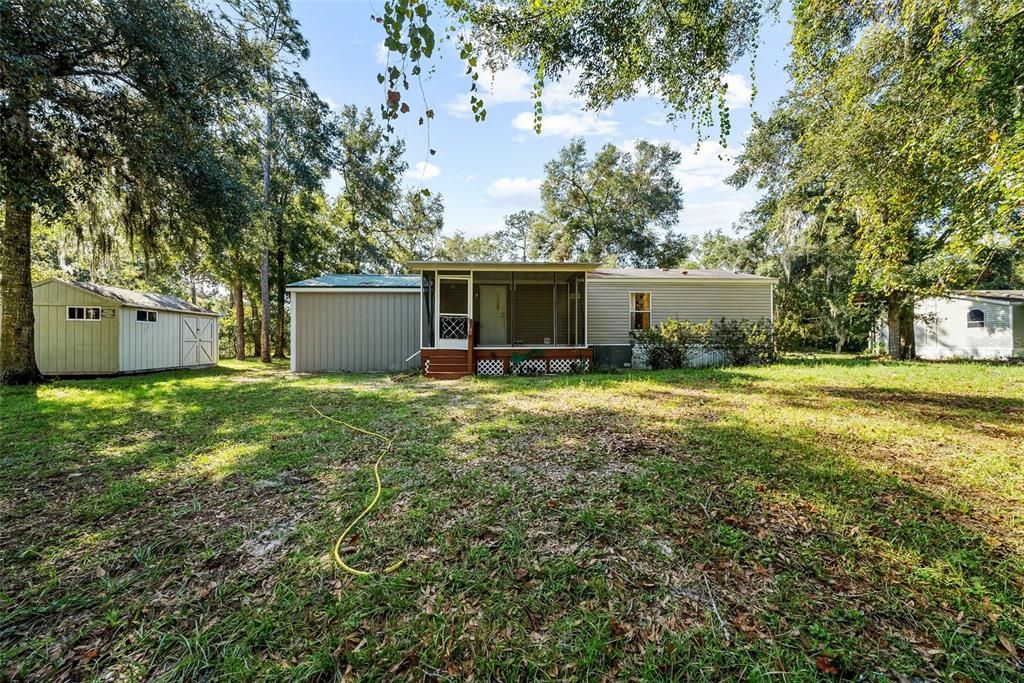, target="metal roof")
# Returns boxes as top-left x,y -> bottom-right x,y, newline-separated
45,279 -> 219,316
406,260 -> 599,272
953,290 -> 1024,303
590,268 -> 777,282
287,274 -> 421,289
